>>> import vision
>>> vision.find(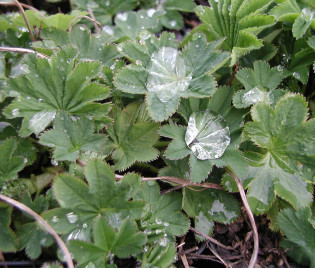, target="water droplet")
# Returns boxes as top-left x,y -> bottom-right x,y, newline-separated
103,25 -> 114,35
140,15 -> 145,19
85,76 -> 89,80
155,218 -> 162,225
195,44 -> 200,48
26,96 -> 31,100
159,238 -> 167,246
82,223 -> 88,228
38,98 -> 43,103
64,129 -> 67,133
60,58 -> 64,63
51,159 -> 58,166
243,87 -> 267,106
144,229 -> 152,234
52,216 -> 59,223
214,0 -> 218,2
105,0 -> 110,6
293,72 -> 300,79
66,212 -> 78,224
116,12 -> 128,21
60,67 -> 65,71
35,74 -> 39,78
144,247 -> 148,252
163,222 -> 169,227
24,158 -> 28,164
40,237 -> 47,245
277,65 -> 283,72
146,47 -> 192,103
147,8 -> 156,17
170,20 -> 177,27
67,59 -> 71,64
155,229 -> 162,234
185,110 -> 231,160
281,119 -> 286,125
11,108 -> 20,116
79,26 -> 85,31
228,5 -> 231,11
117,46 -> 123,52
135,60 -> 142,66
147,180 -> 155,186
